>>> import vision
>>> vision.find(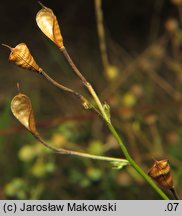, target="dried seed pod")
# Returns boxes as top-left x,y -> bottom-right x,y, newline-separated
3,43 -> 42,73
36,4 -> 64,49
11,93 -> 37,135
148,159 -> 174,190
